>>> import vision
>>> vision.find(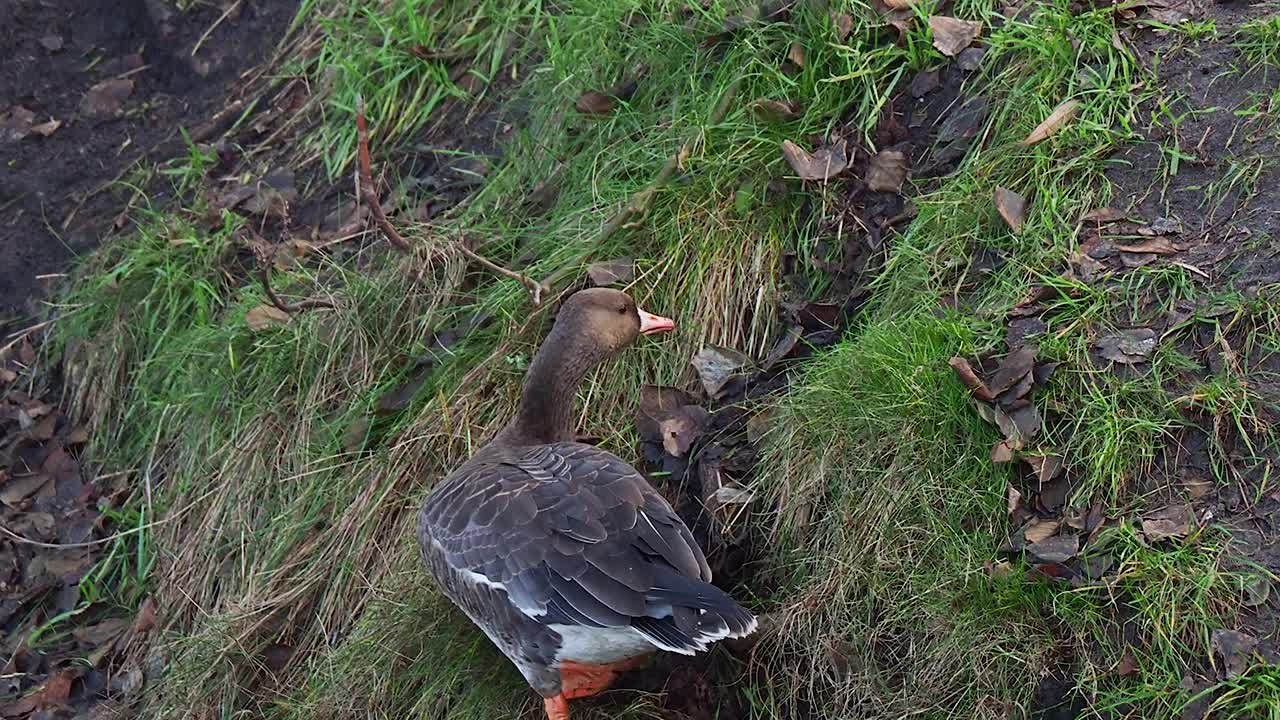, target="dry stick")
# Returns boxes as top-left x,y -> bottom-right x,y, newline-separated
250,236 -> 337,313
355,95 -> 411,254
354,97 -> 552,304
